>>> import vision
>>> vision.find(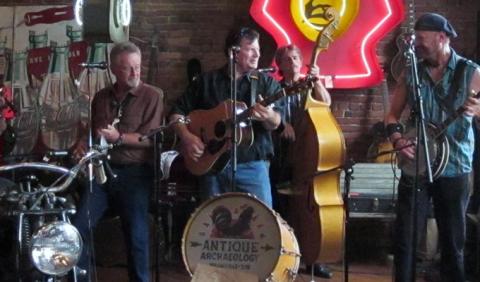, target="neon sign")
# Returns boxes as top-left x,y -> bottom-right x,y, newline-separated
250,0 -> 404,88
